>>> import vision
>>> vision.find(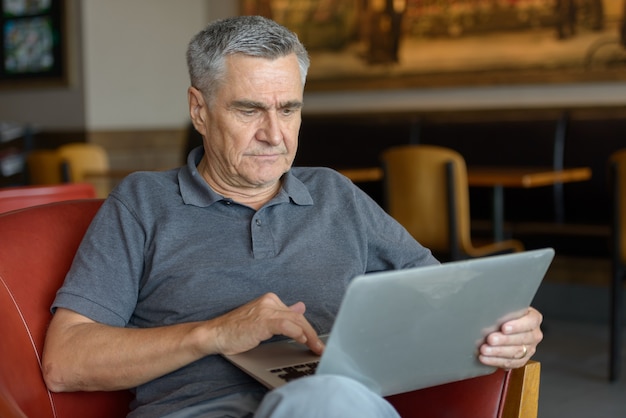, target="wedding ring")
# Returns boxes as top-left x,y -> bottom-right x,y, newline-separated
520,344 -> 528,359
